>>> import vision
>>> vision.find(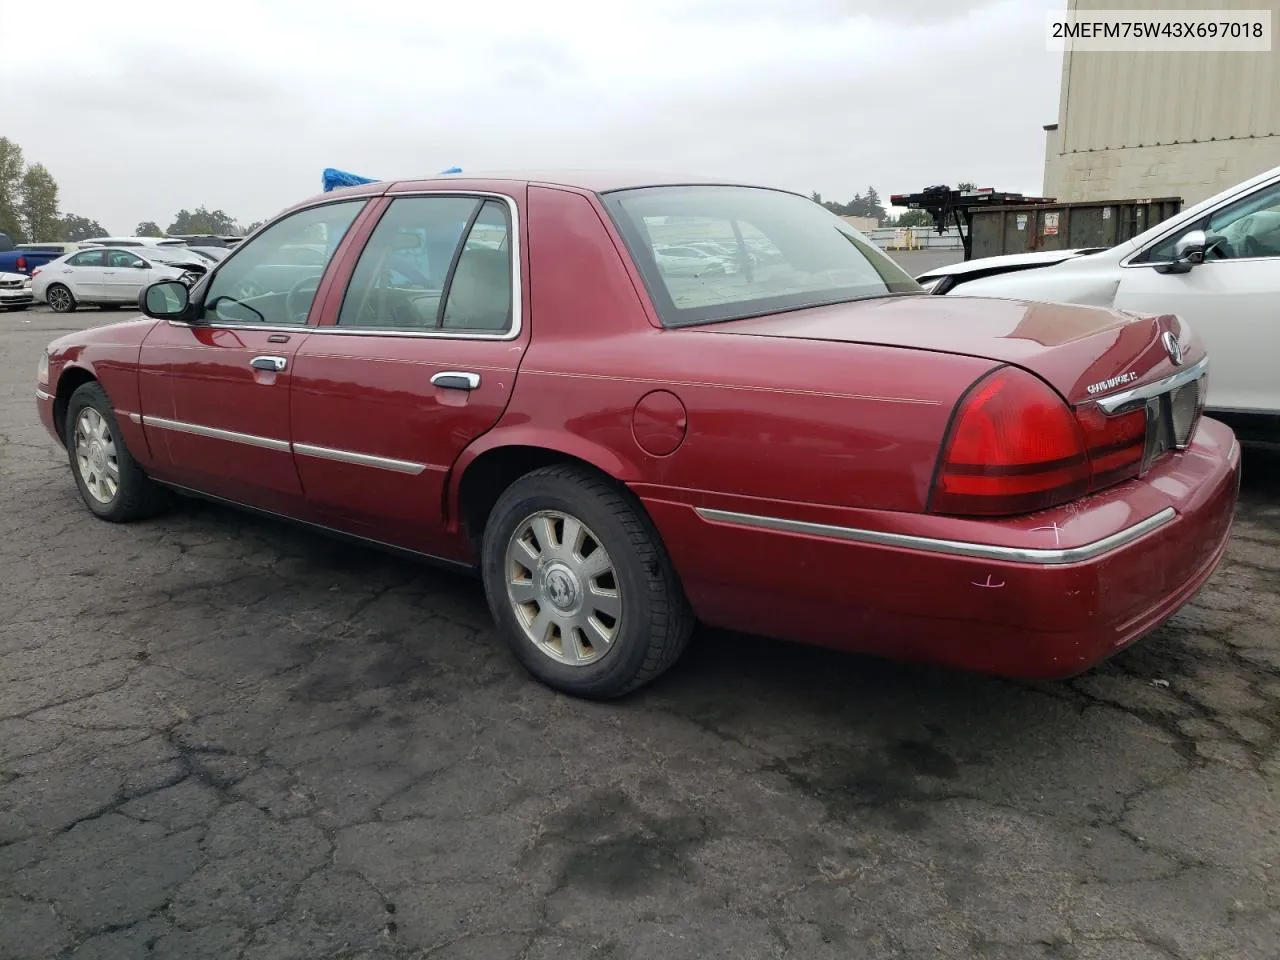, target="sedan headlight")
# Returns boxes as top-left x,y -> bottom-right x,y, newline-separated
37,350 -> 49,386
